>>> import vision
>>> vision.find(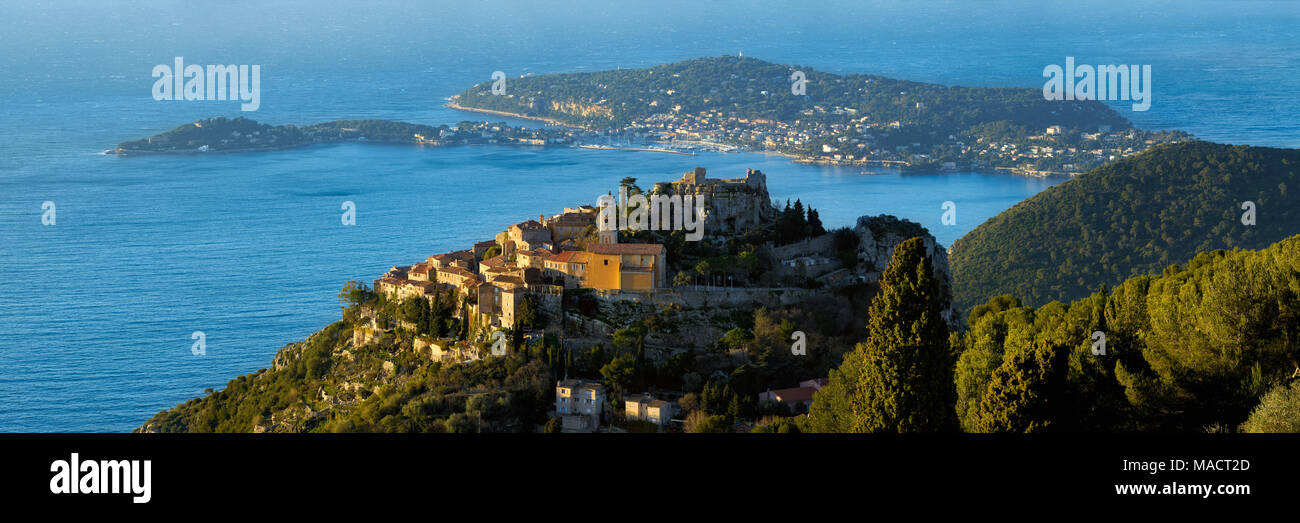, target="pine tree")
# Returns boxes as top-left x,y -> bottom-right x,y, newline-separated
974,339 -> 1065,432
808,237 -> 957,432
